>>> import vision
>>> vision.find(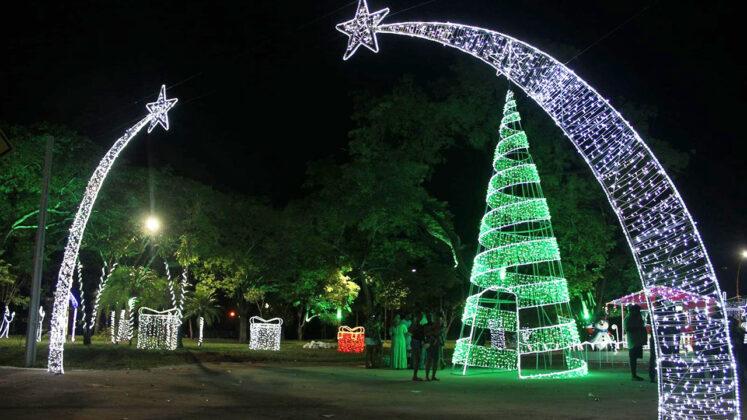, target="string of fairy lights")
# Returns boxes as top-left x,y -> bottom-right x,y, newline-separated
249,316 -> 283,351
88,262 -> 118,334
337,326 -> 366,353
47,85 -> 176,374
136,307 -> 181,351
0,305 -> 16,338
452,90 -> 585,379
337,1 -> 739,418
36,306 -> 45,342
